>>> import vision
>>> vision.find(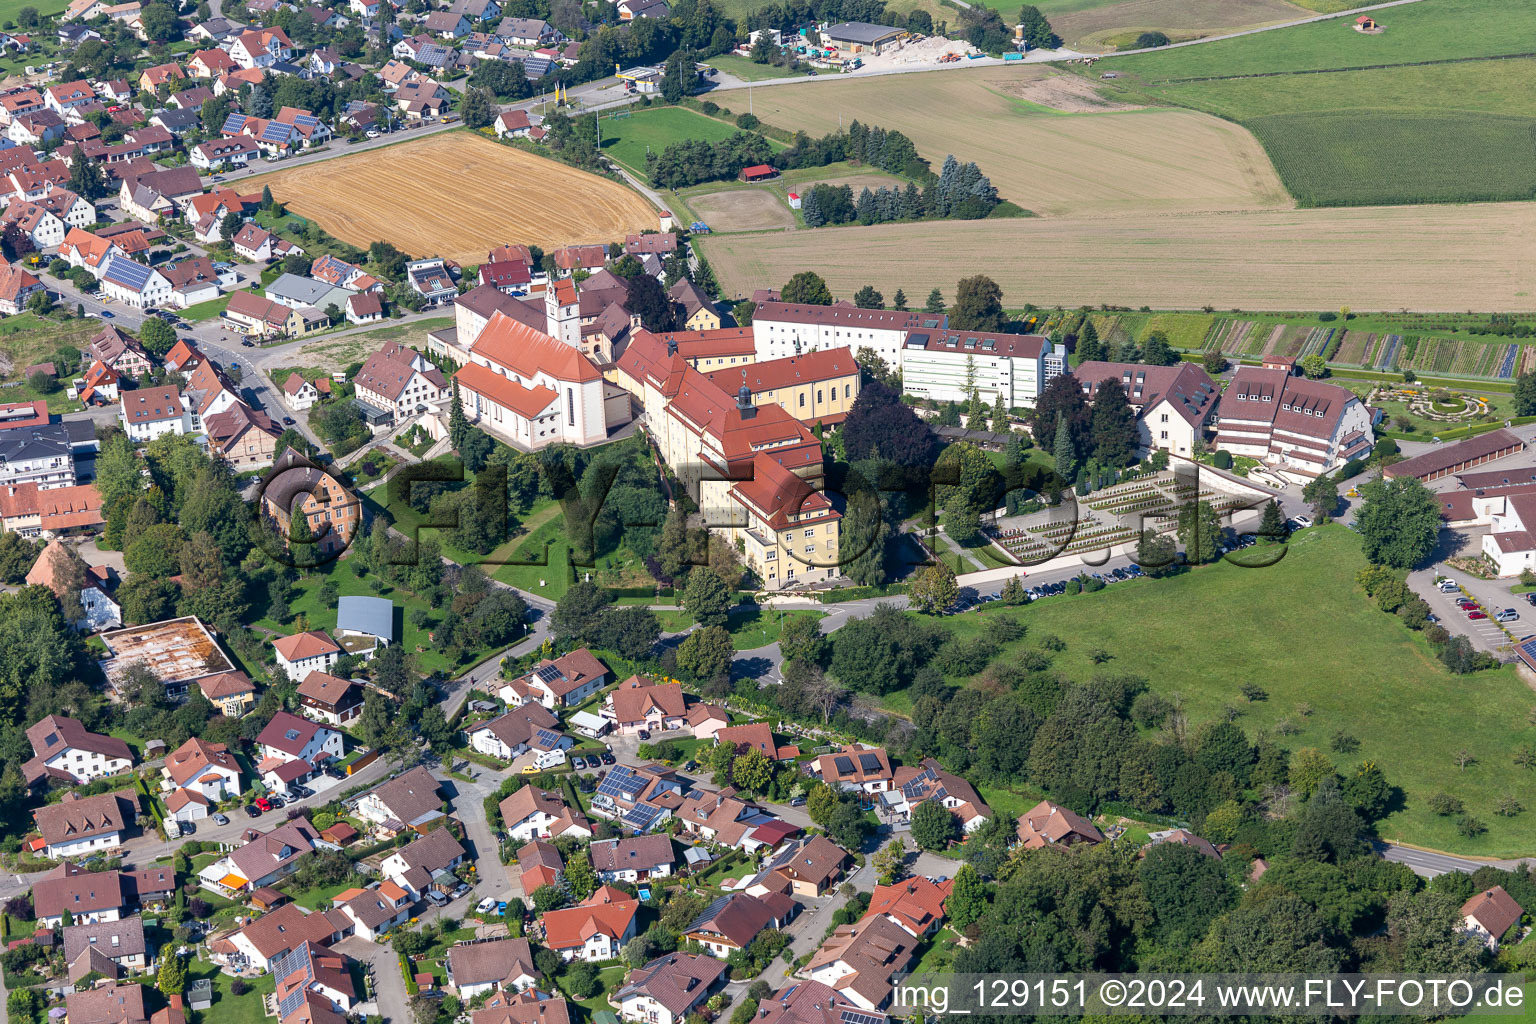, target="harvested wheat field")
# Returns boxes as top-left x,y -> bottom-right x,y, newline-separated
699,201 -> 1536,312
249,132 -> 657,262
687,190 -> 795,232
1049,0 -> 1310,51
729,67 -> 1289,217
